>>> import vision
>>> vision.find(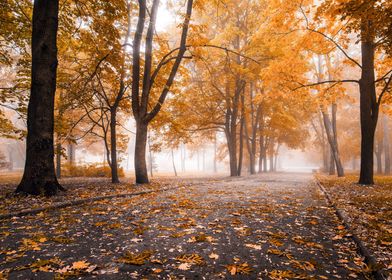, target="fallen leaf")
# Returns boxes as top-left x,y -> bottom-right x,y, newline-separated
178,263 -> 192,270
209,253 -> 219,260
